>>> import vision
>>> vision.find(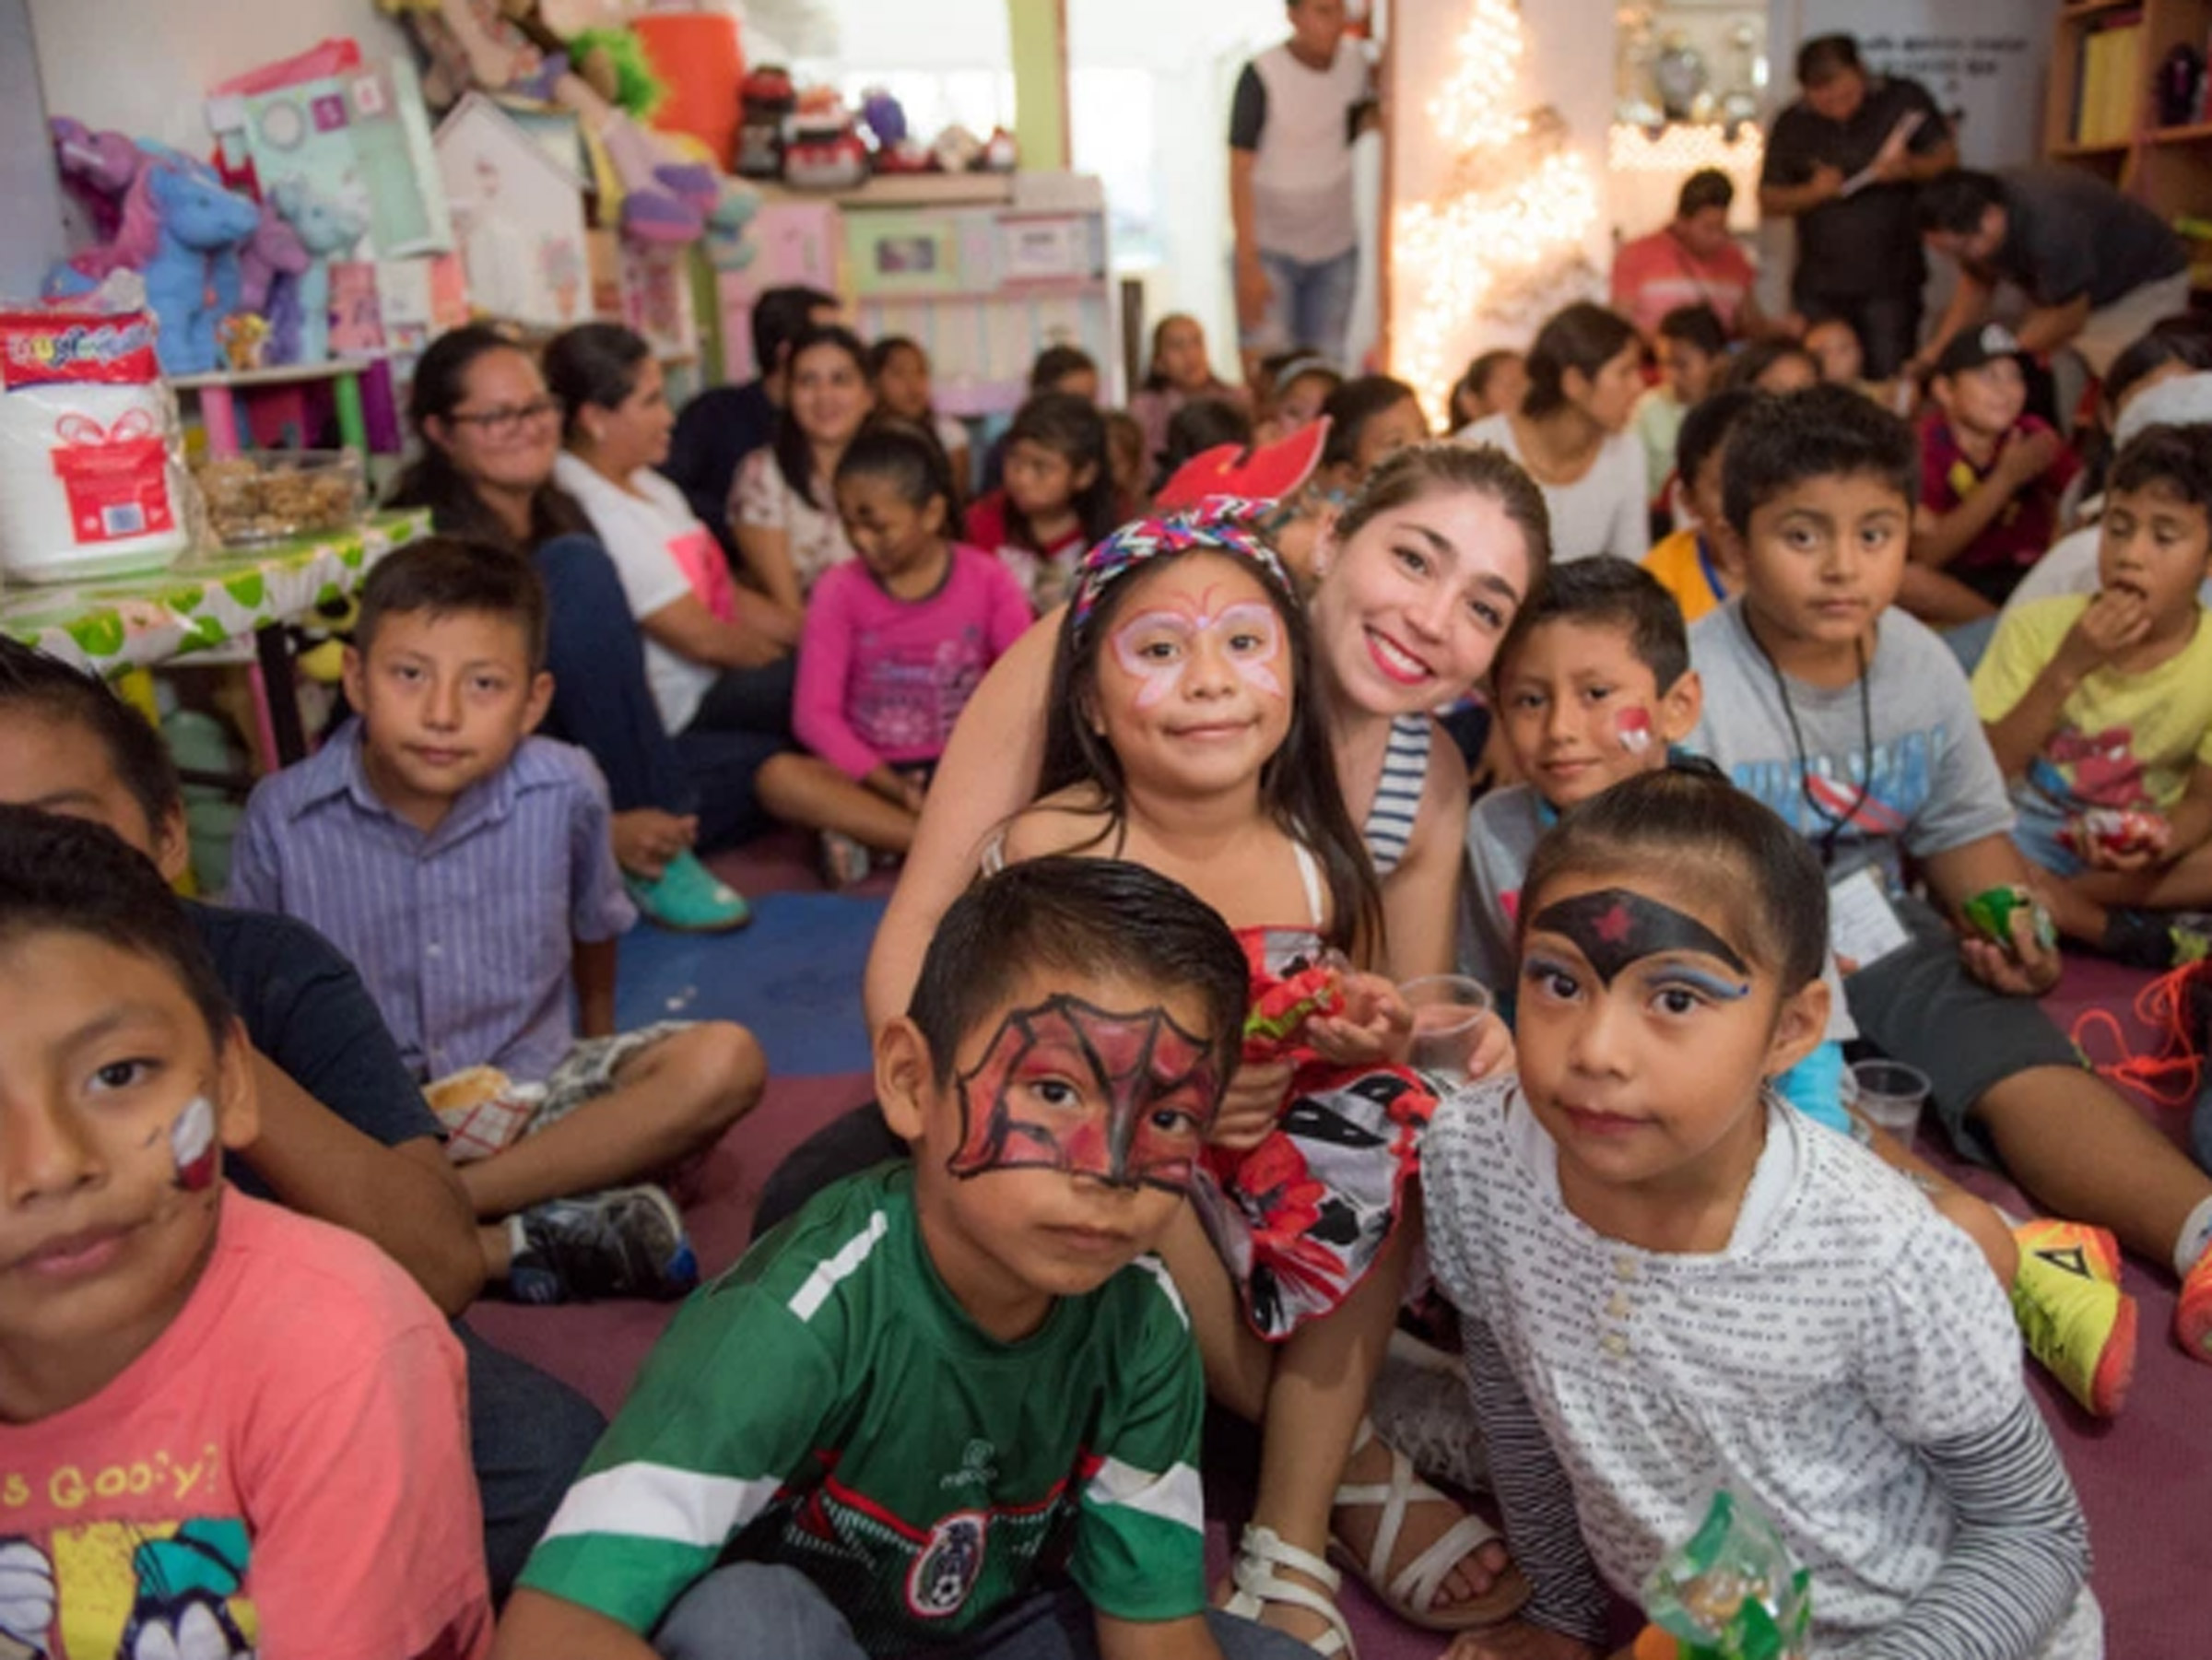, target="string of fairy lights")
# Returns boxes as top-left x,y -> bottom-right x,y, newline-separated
1392,0 -> 1604,423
